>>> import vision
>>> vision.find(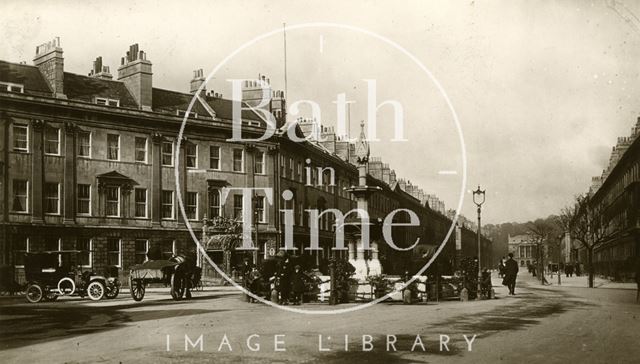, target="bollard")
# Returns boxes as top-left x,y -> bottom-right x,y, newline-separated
270,288 -> 279,304
403,289 -> 412,304
460,287 -> 469,301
